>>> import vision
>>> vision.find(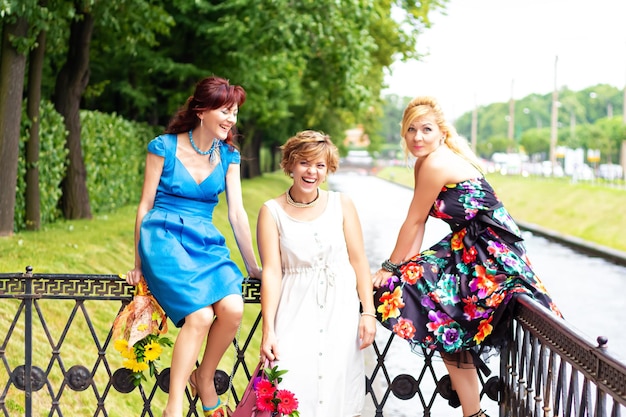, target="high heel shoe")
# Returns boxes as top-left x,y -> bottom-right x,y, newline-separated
189,370 -> 225,417
202,399 -> 225,417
